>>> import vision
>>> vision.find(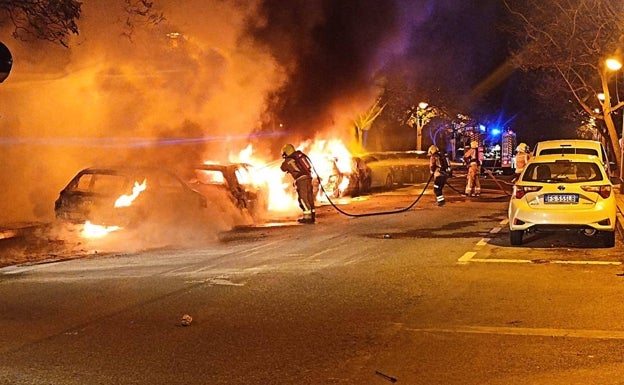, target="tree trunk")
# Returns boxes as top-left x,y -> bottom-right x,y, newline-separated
601,71 -> 622,178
